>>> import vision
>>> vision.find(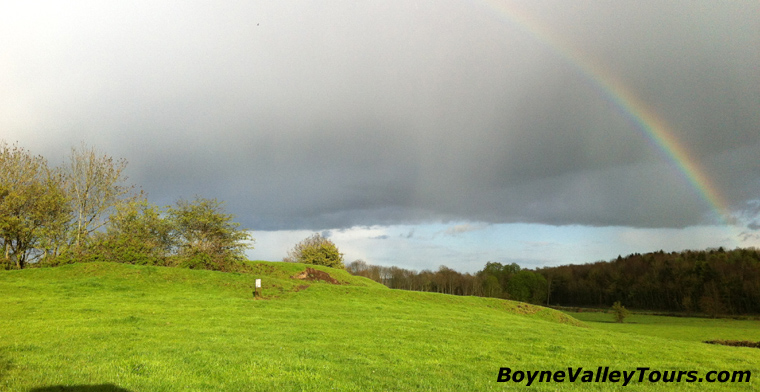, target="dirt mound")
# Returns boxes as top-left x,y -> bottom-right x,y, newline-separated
704,340 -> 760,349
290,268 -> 341,284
